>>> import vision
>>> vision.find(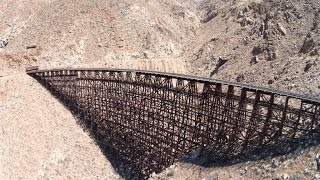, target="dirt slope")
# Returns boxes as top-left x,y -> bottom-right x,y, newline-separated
0,0 -> 198,75
0,74 -> 121,179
